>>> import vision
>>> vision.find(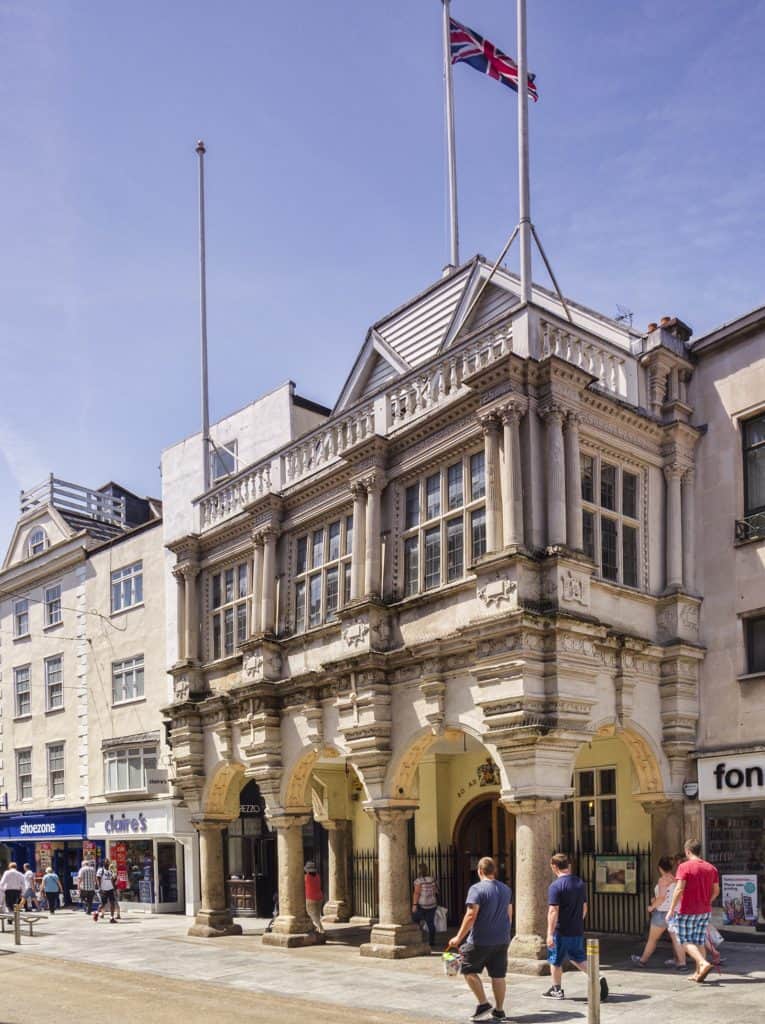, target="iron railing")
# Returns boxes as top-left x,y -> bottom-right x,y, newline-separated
409,845 -> 461,925
572,844 -> 653,936
735,511 -> 765,543
350,848 -> 378,920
